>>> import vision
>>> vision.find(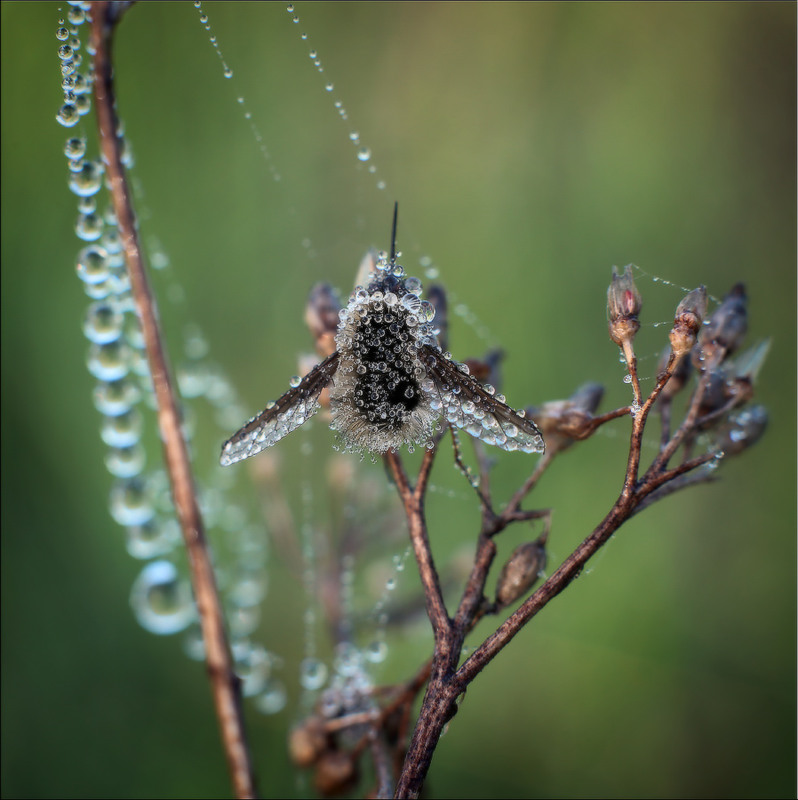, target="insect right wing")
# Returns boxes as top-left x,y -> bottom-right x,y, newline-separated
417,344 -> 545,454
220,351 -> 340,466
